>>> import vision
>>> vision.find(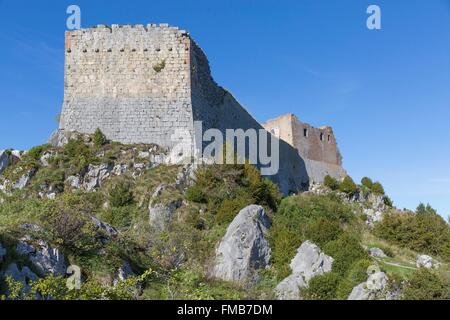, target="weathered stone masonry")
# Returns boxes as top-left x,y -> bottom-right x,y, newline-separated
56,23 -> 345,193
